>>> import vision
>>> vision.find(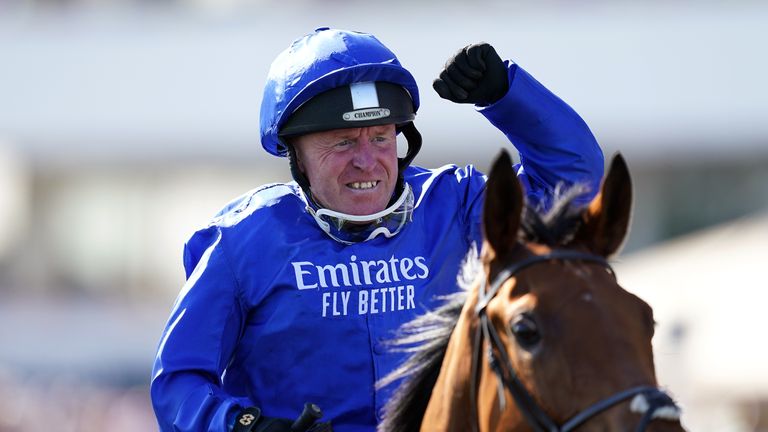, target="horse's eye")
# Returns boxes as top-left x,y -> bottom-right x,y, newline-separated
511,314 -> 541,349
